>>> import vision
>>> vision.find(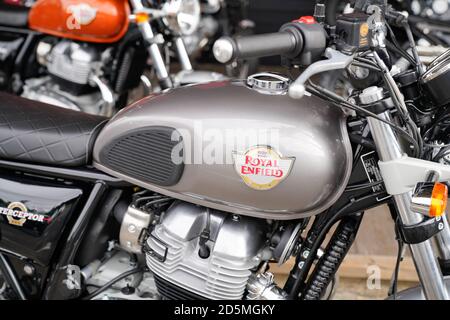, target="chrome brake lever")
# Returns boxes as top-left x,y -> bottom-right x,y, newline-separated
288,48 -> 354,99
